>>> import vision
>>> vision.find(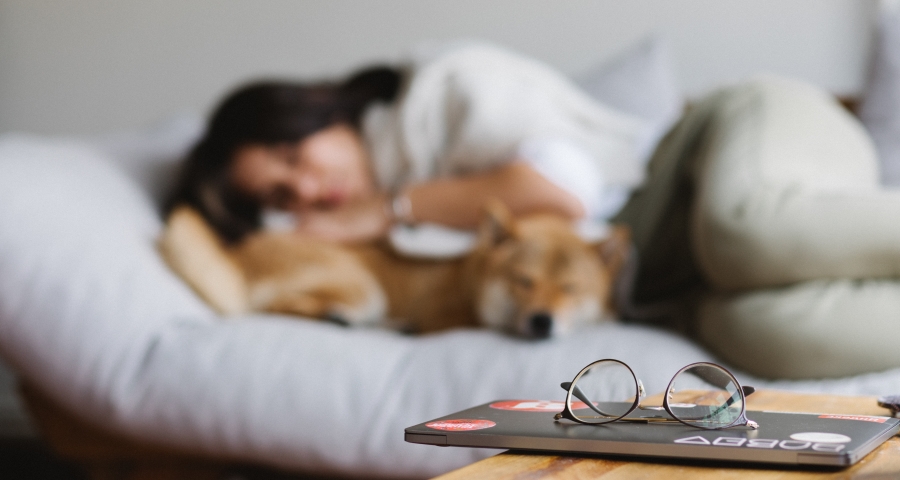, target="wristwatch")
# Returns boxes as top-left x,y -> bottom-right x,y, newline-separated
877,395 -> 900,417
389,192 -> 415,225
